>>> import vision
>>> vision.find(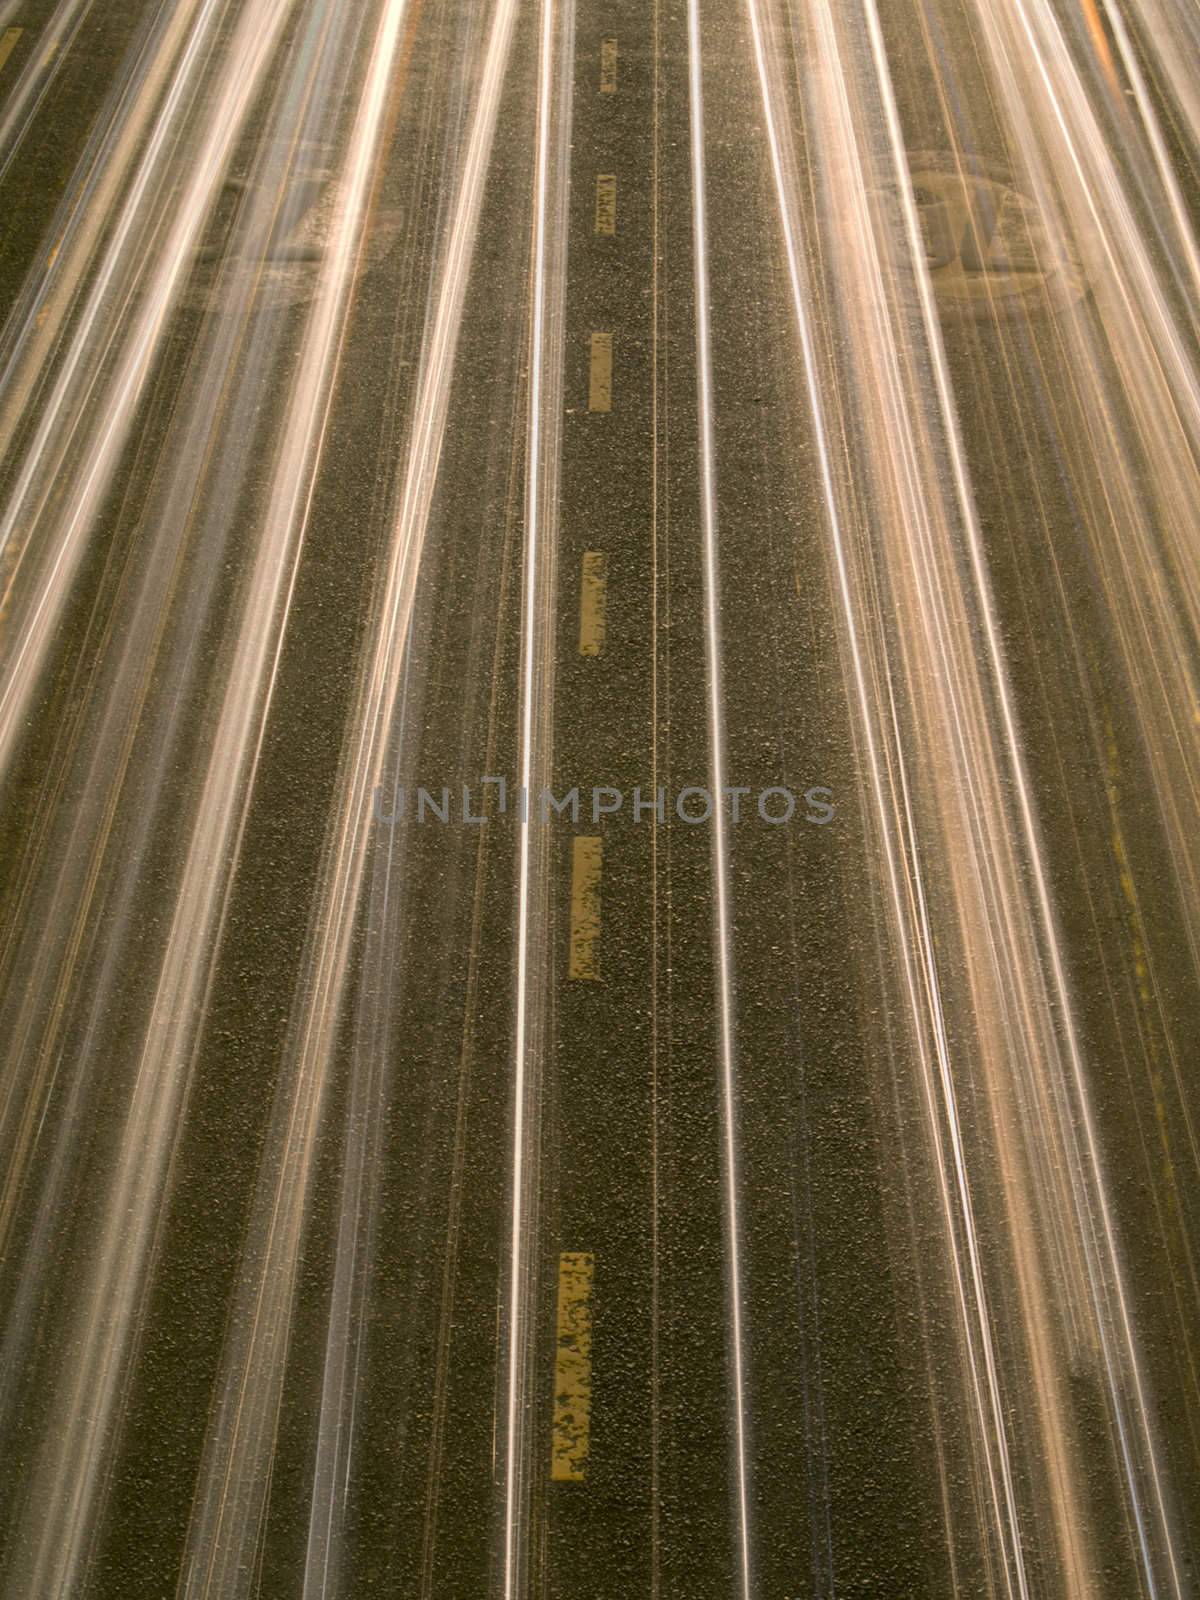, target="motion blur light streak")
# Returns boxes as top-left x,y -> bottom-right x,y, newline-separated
0,0 -> 1197,1595
686,5 -> 754,1599
504,0 -> 571,1592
